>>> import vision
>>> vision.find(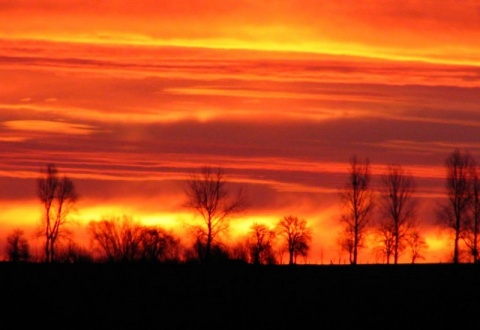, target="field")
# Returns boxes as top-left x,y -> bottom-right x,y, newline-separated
0,262 -> 478,329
